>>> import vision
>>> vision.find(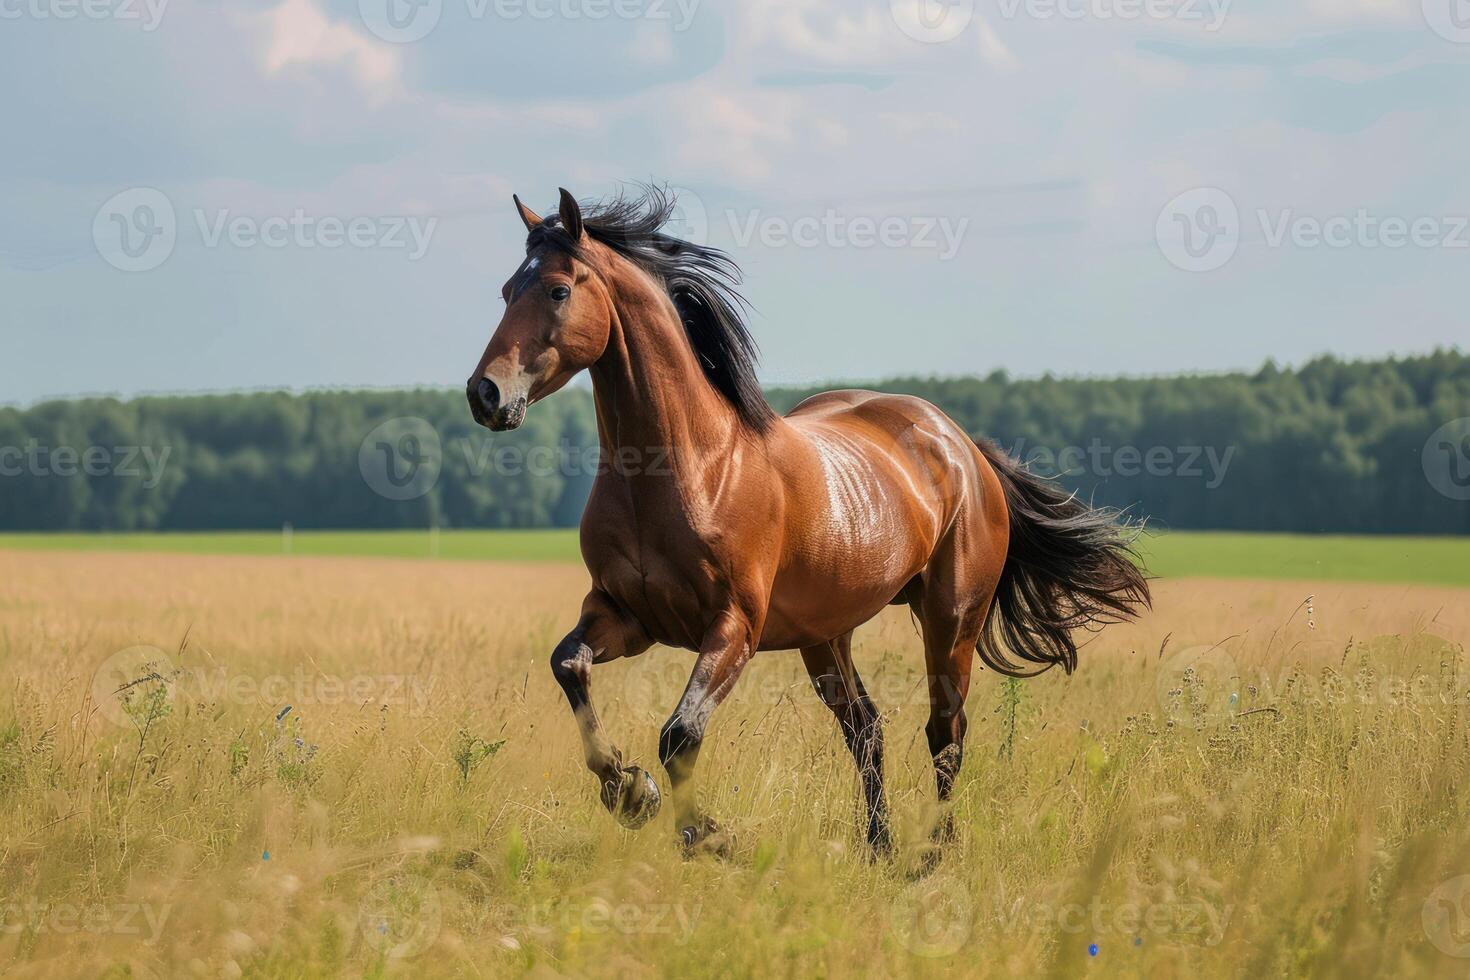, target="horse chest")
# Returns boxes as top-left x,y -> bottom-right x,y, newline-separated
582,472 -> 763,648
595,554 -> 720,650
583,510 -> 724,646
